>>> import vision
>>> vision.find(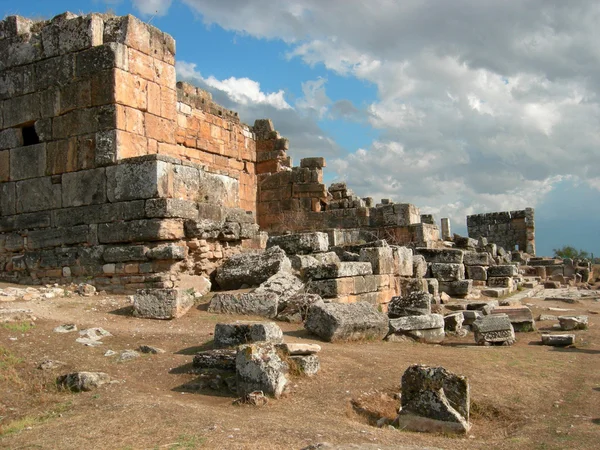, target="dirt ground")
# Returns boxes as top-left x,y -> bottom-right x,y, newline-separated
1,282 -> 599,450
